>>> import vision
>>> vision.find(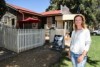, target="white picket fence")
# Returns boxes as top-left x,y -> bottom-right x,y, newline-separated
0,26 -> 45,53
0,29 -> 4,47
